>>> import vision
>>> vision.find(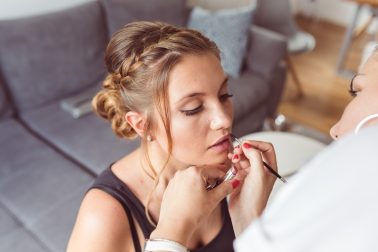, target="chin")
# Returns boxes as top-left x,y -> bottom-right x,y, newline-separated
208,153 -> 231,166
